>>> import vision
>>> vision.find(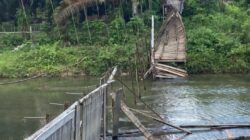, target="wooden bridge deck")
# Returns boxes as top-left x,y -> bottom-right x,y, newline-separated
154,3 -> 186,63
148,0 -> 188,79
